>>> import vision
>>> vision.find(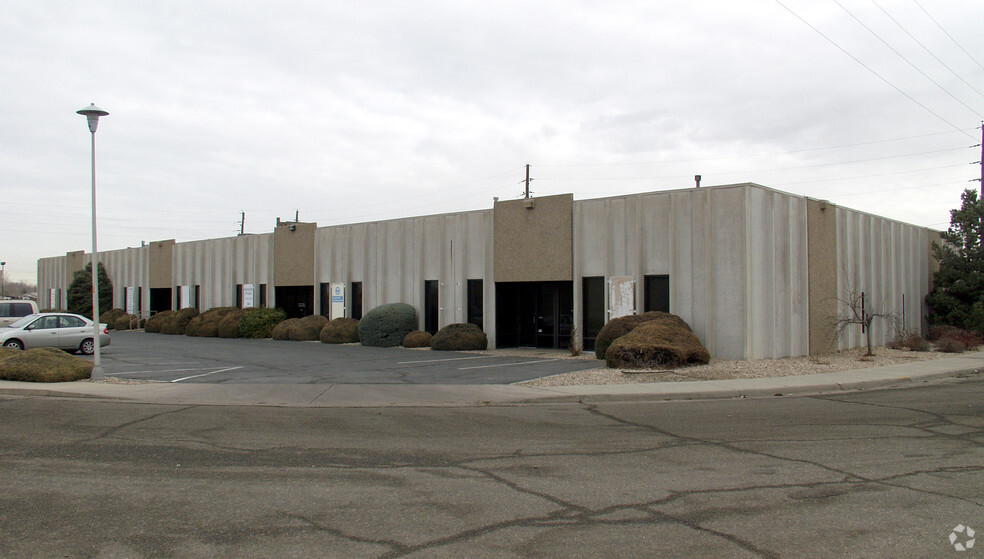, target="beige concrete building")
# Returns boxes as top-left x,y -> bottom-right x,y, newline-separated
37,183 -> 936,359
